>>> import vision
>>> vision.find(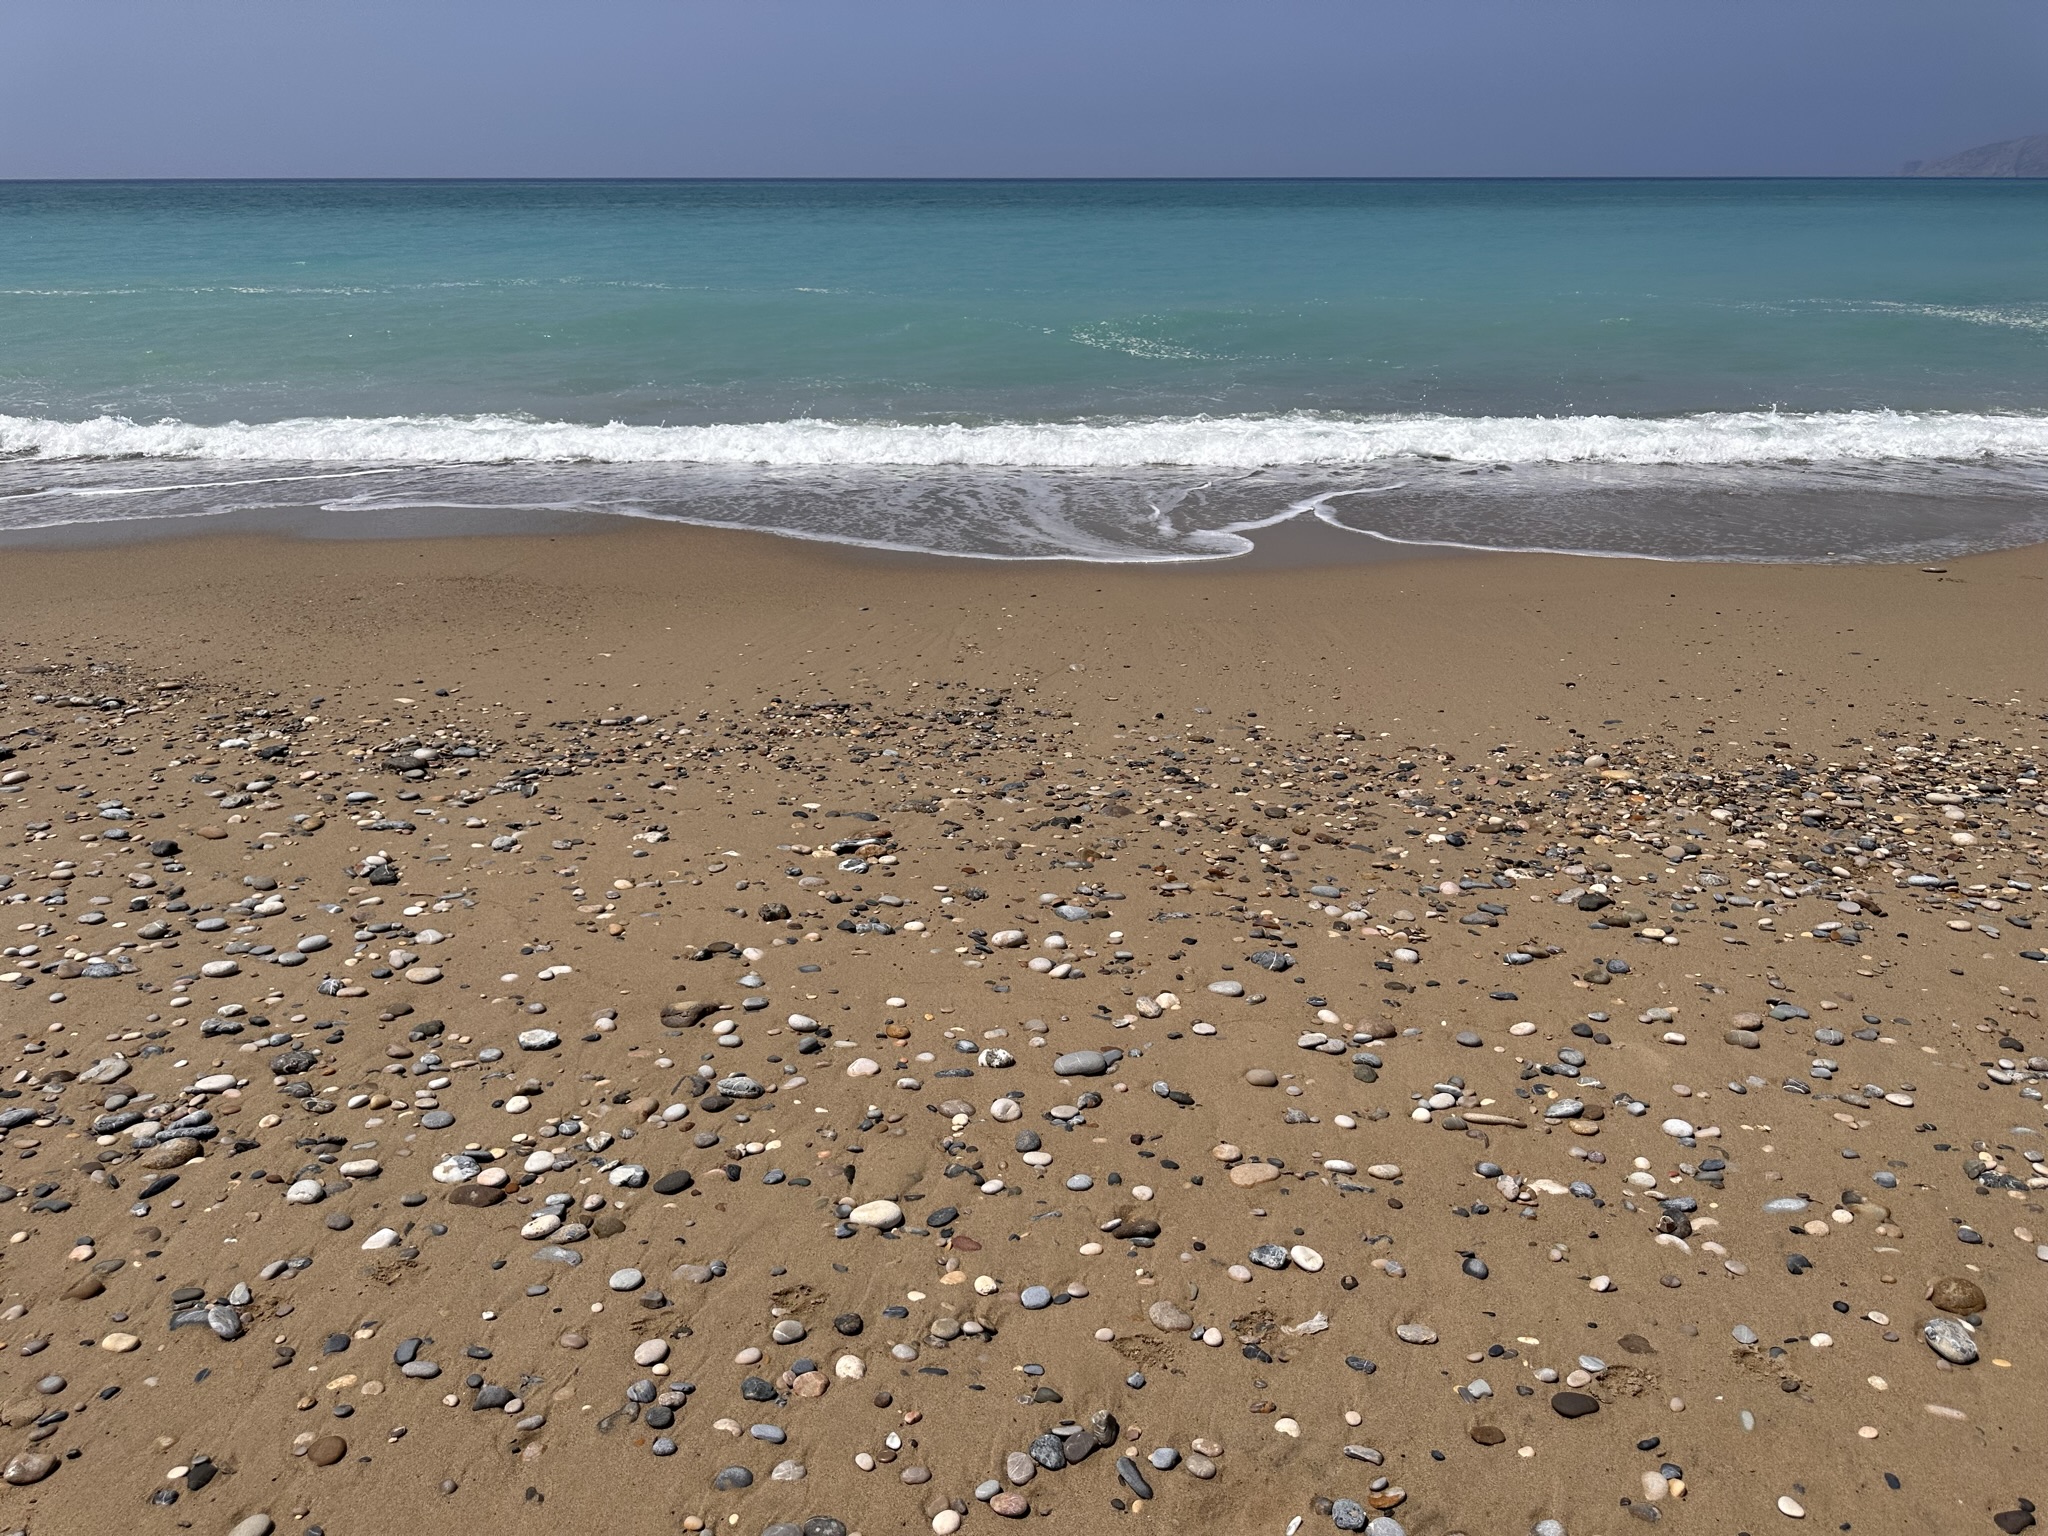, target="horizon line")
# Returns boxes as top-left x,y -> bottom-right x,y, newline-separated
3,173 -> 2040,185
